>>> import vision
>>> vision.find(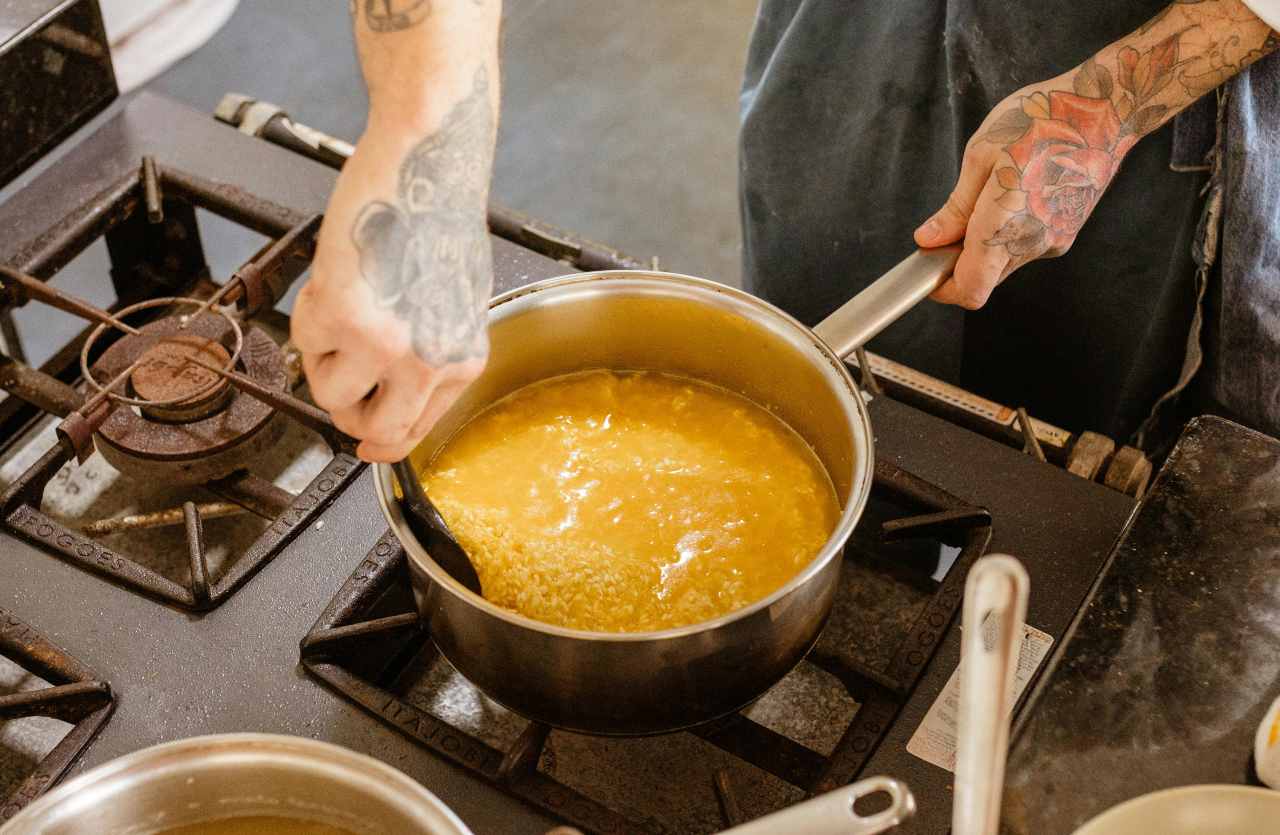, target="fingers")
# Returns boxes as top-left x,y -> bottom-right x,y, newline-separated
290,279 -> 344,357
914,143 -> 993,247
330,360 -> 437,448
304,348 -> 382,410
293,278 -> 411,411
930,174 -> 1015,309
340,359 -> 484,463
406,367 -> 478,438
